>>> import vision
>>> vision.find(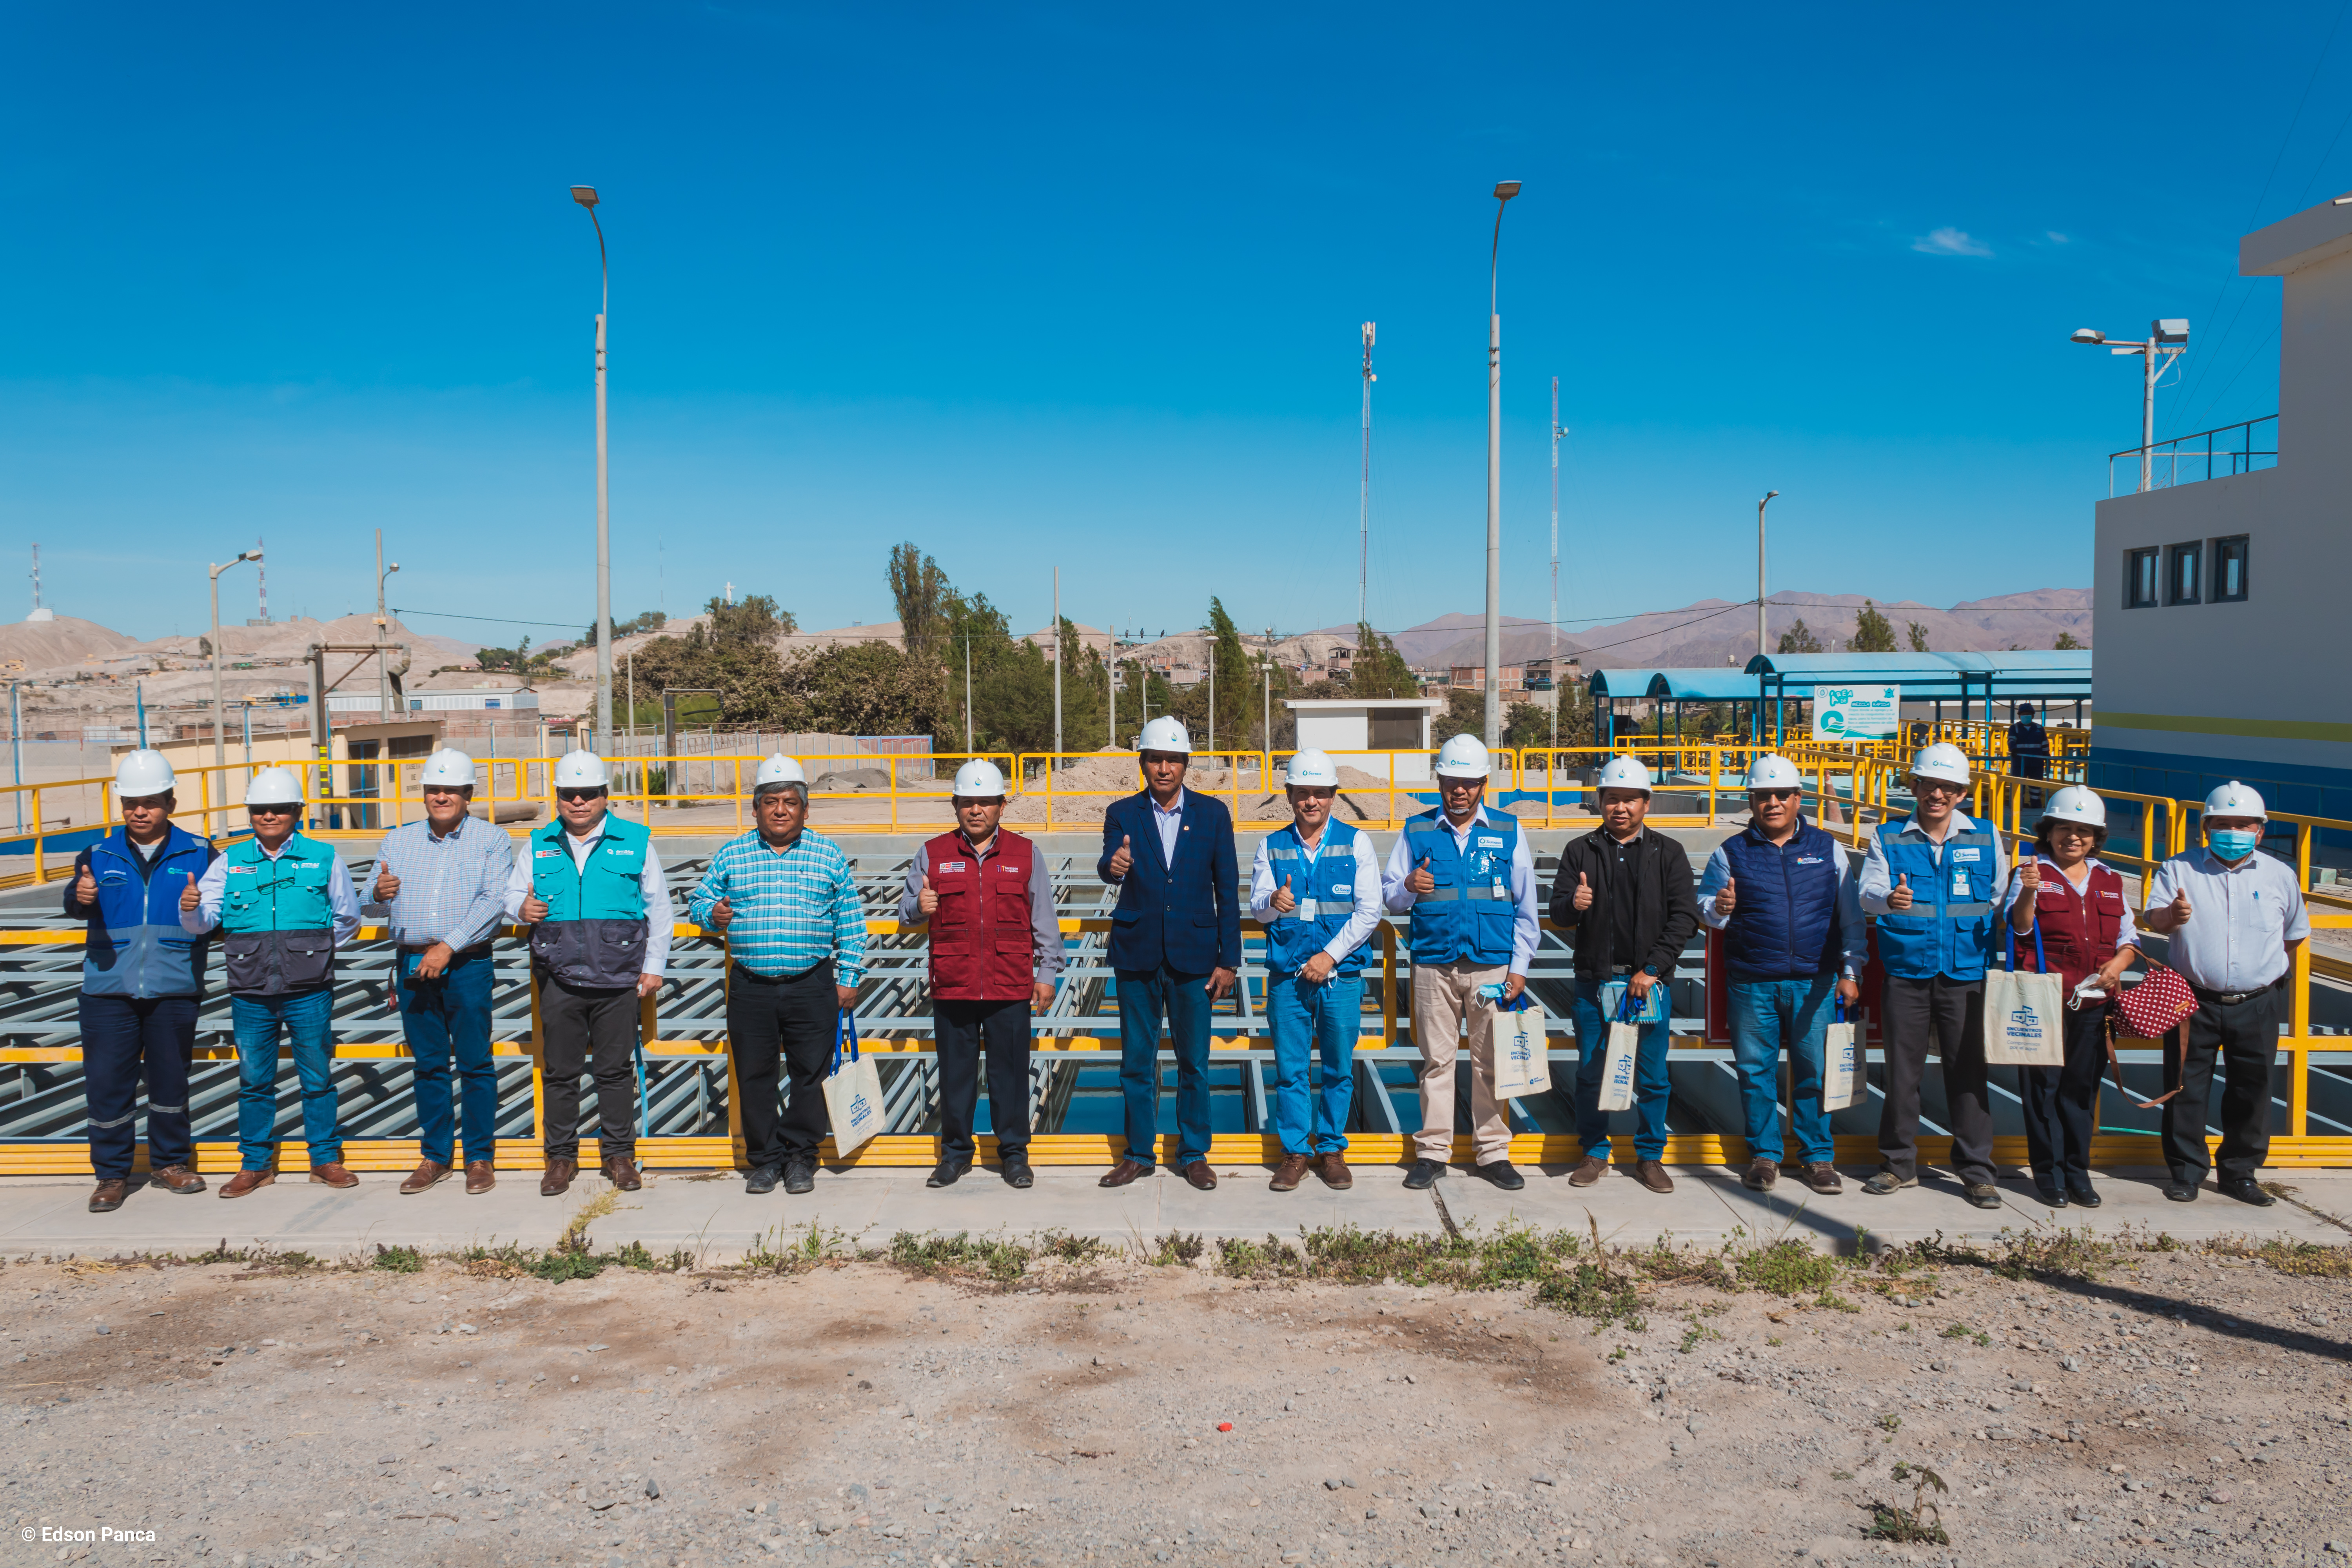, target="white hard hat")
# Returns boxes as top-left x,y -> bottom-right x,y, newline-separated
114,749 -> 176,799
1909,742 -> 1972,787
2203,779 -> 2266,820
2041,785 -> 2107,830
1435,734 -> 1490,779
1138,716 -> 1192,755
1742,754 -> 1801,791
1285,750 -> 1339,789
552,750 -> 612,790
1596,755 -> 1653,796
952,758 -> 1007,798
753,755 -> 808,794
244,766 -> 305,807
419,747 -> 476,789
